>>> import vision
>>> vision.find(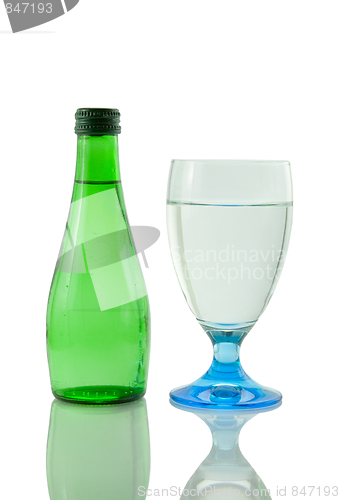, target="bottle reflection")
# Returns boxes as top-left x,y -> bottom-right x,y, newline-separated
46,398 -> 150,499
173,402 -> 274,499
